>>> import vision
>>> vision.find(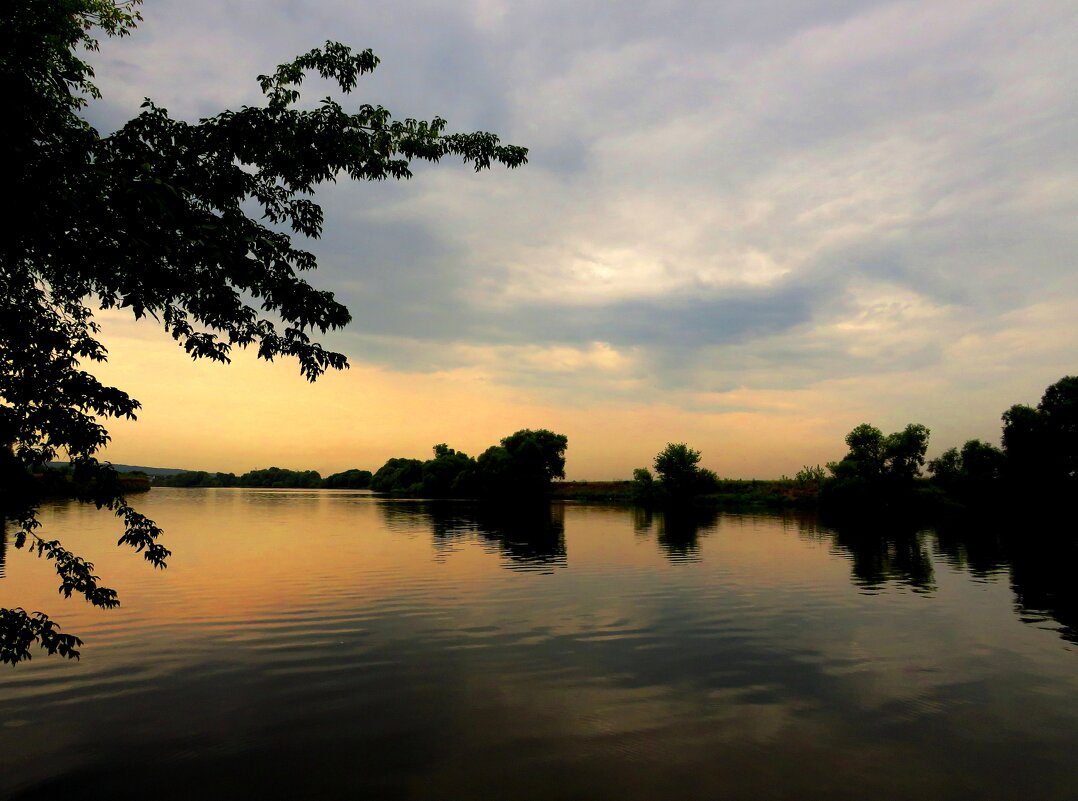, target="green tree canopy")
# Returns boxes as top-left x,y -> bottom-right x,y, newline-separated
1001,375 -> 1078,494
371,430 -> 567,499
476,429 -> 568,498
883,424 -> 931,484
322,469 -> 373,490
1,0 -> 526,664
828,423 -> 929,486
839,424 -> 886,481
823,422 -> 931,516
928,439 -> 1005,505
421,445 -> 478,497
646,442 -> 719,502
653,443 -> 703,498
370,458 -> 425,495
